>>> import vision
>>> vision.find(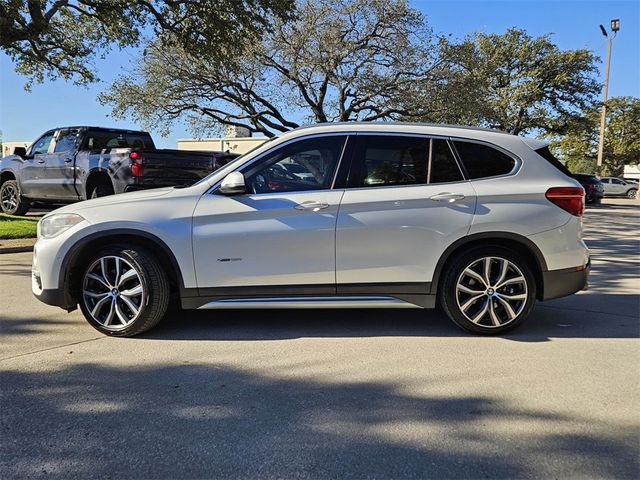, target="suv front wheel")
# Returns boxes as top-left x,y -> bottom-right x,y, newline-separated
440,247 -> 537,334
78,245 -> 170,337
